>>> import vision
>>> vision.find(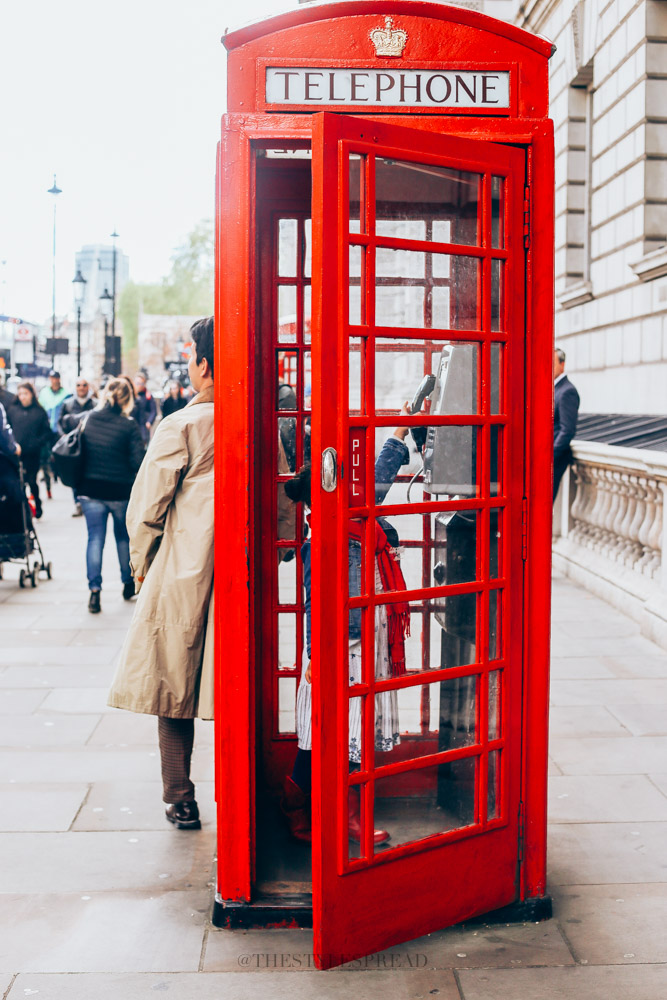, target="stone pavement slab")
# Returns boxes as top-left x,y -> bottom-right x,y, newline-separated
0,831 -> 216,893
203,922 -> 574,973
0,783 -> 88,831
38,688 -> 113,714
549,656 -> 615,679
0,664 -> 116,687
553,883 -> 667,965
550,678 -> 667,706
0,688 -> 49,713
6,971 -> 462,998
549,735 -> 667,773
0,713 -> 101,747
548,822 -> 667,884
548,704 -> 630,738
607,703 -> 667,735
0,749 -> 163,783
72,781 -> 216,831
0,646 -> 119,666
548,774 -> 667,823
457,964 -> 667,1000
0,891 -> 211,973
